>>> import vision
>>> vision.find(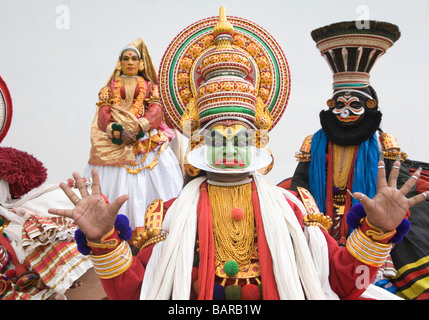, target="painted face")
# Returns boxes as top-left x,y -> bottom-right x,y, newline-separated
205,124 -> 252,169
120,50 -> 140,77
331,91 -> 366,127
